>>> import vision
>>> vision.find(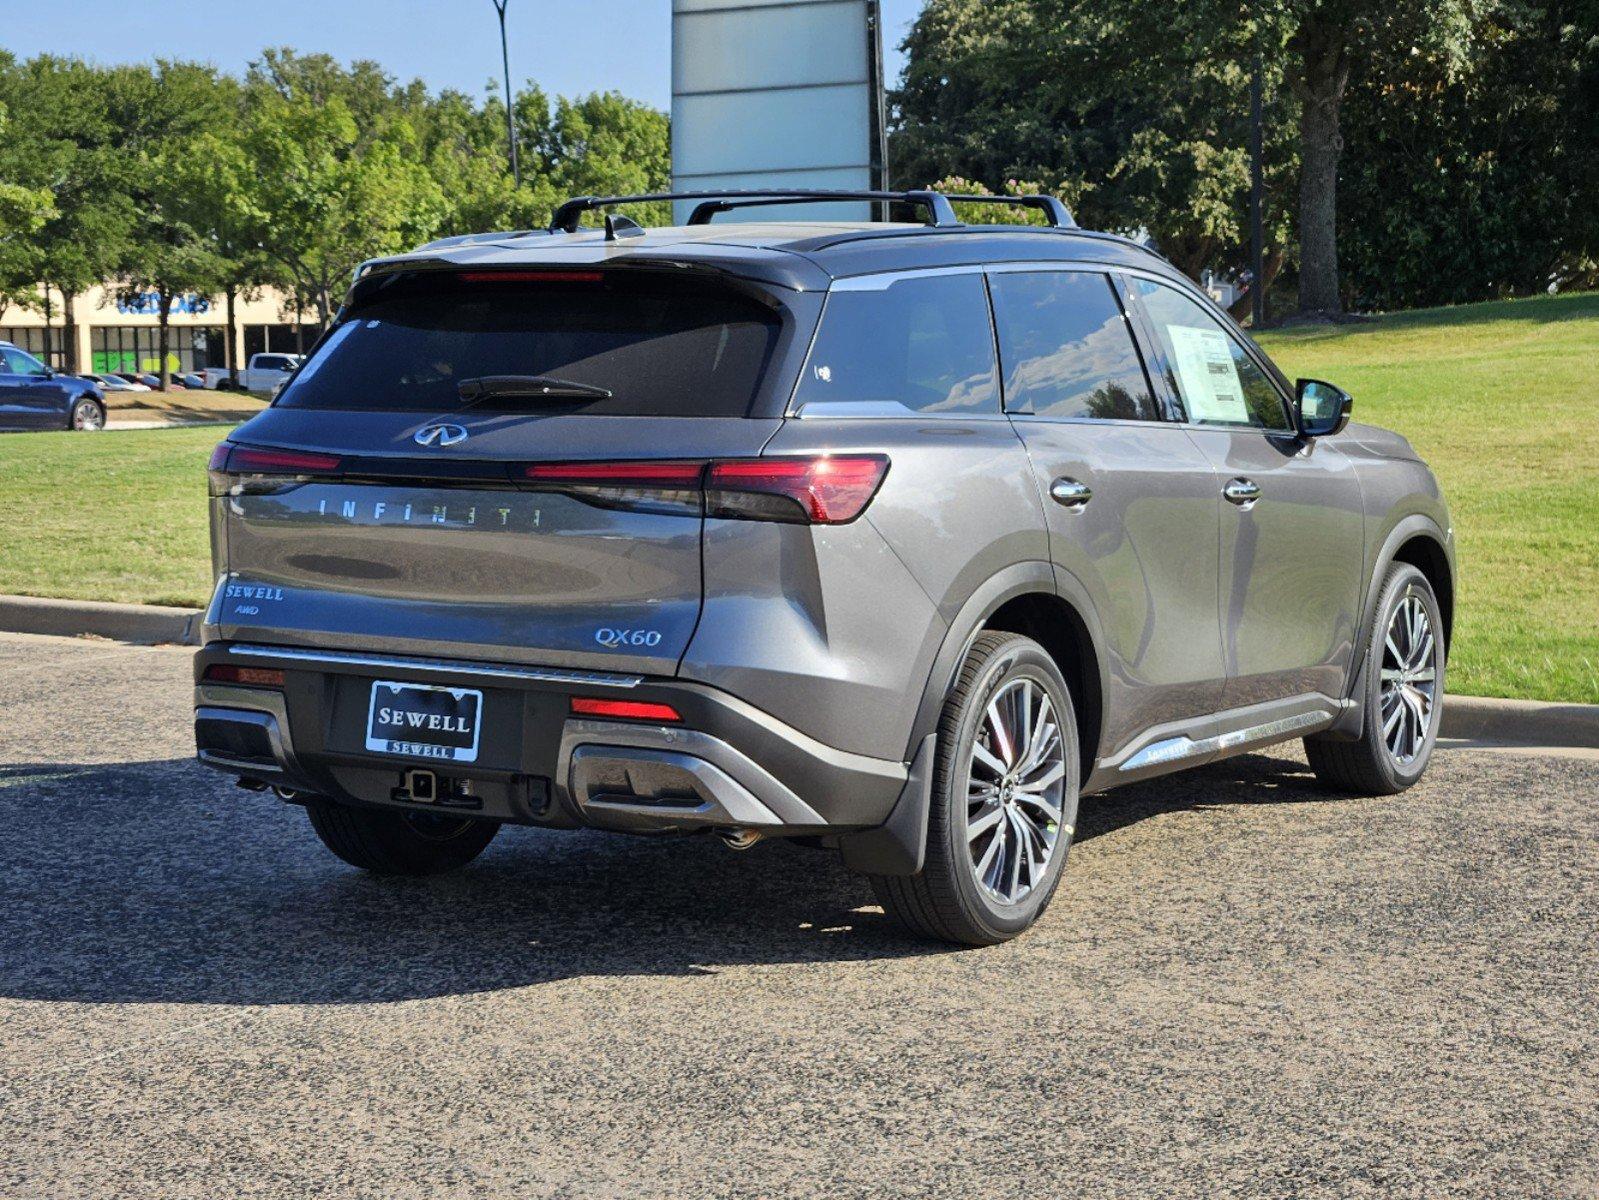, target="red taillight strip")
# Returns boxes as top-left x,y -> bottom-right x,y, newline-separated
226,446 -> 344,475
570,697 -> 682,723
457,270 -> 605,284
525,460 -> 705,486
202,664 -> 286,687
520,455 -> 890,524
